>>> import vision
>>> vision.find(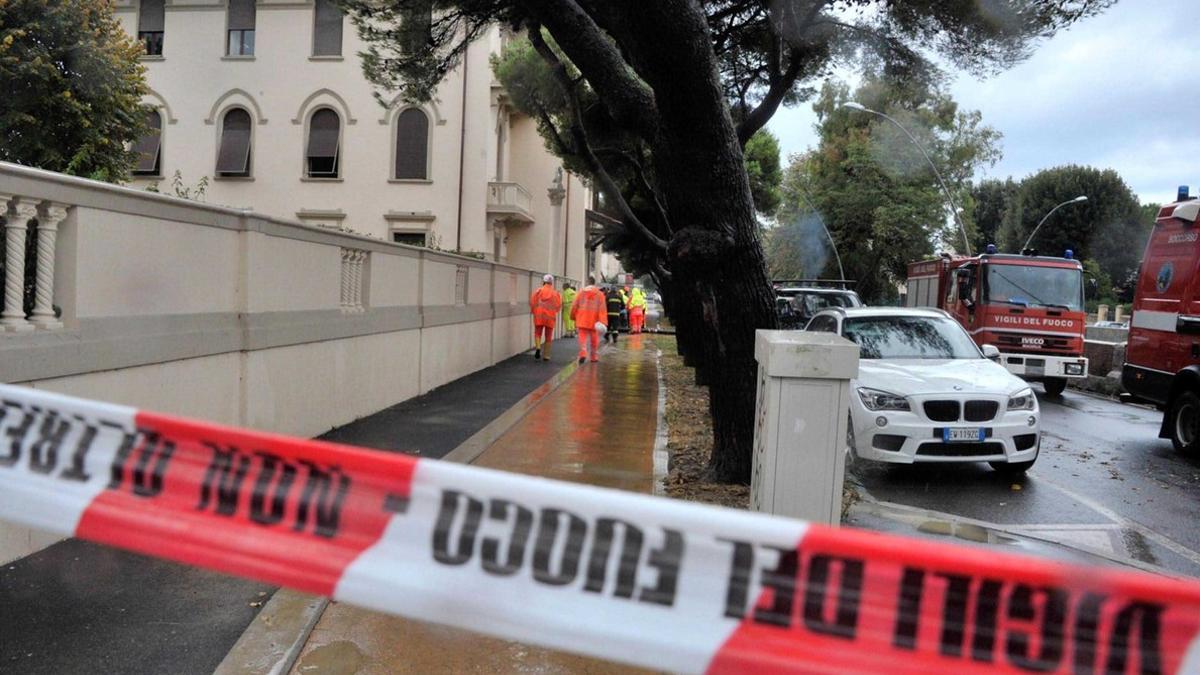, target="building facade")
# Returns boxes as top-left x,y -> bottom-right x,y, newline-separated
112,0 -> 595,279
